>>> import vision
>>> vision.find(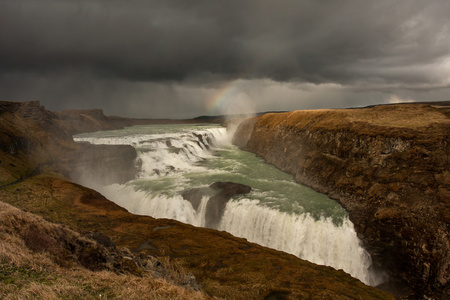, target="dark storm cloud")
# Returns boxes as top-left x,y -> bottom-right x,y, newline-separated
1,0 -> 449,86
1,0 -> 449,117
0,0 -> 243,81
